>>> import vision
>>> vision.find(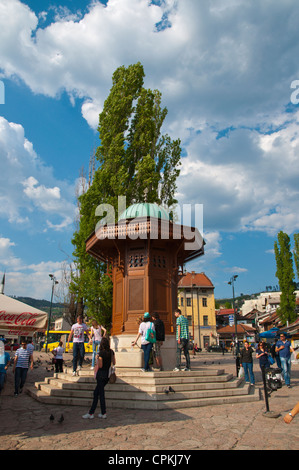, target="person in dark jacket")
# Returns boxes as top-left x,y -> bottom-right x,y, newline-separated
240,341 -> 255,385
82,337 -> 115,420
152,312 -> 165,371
